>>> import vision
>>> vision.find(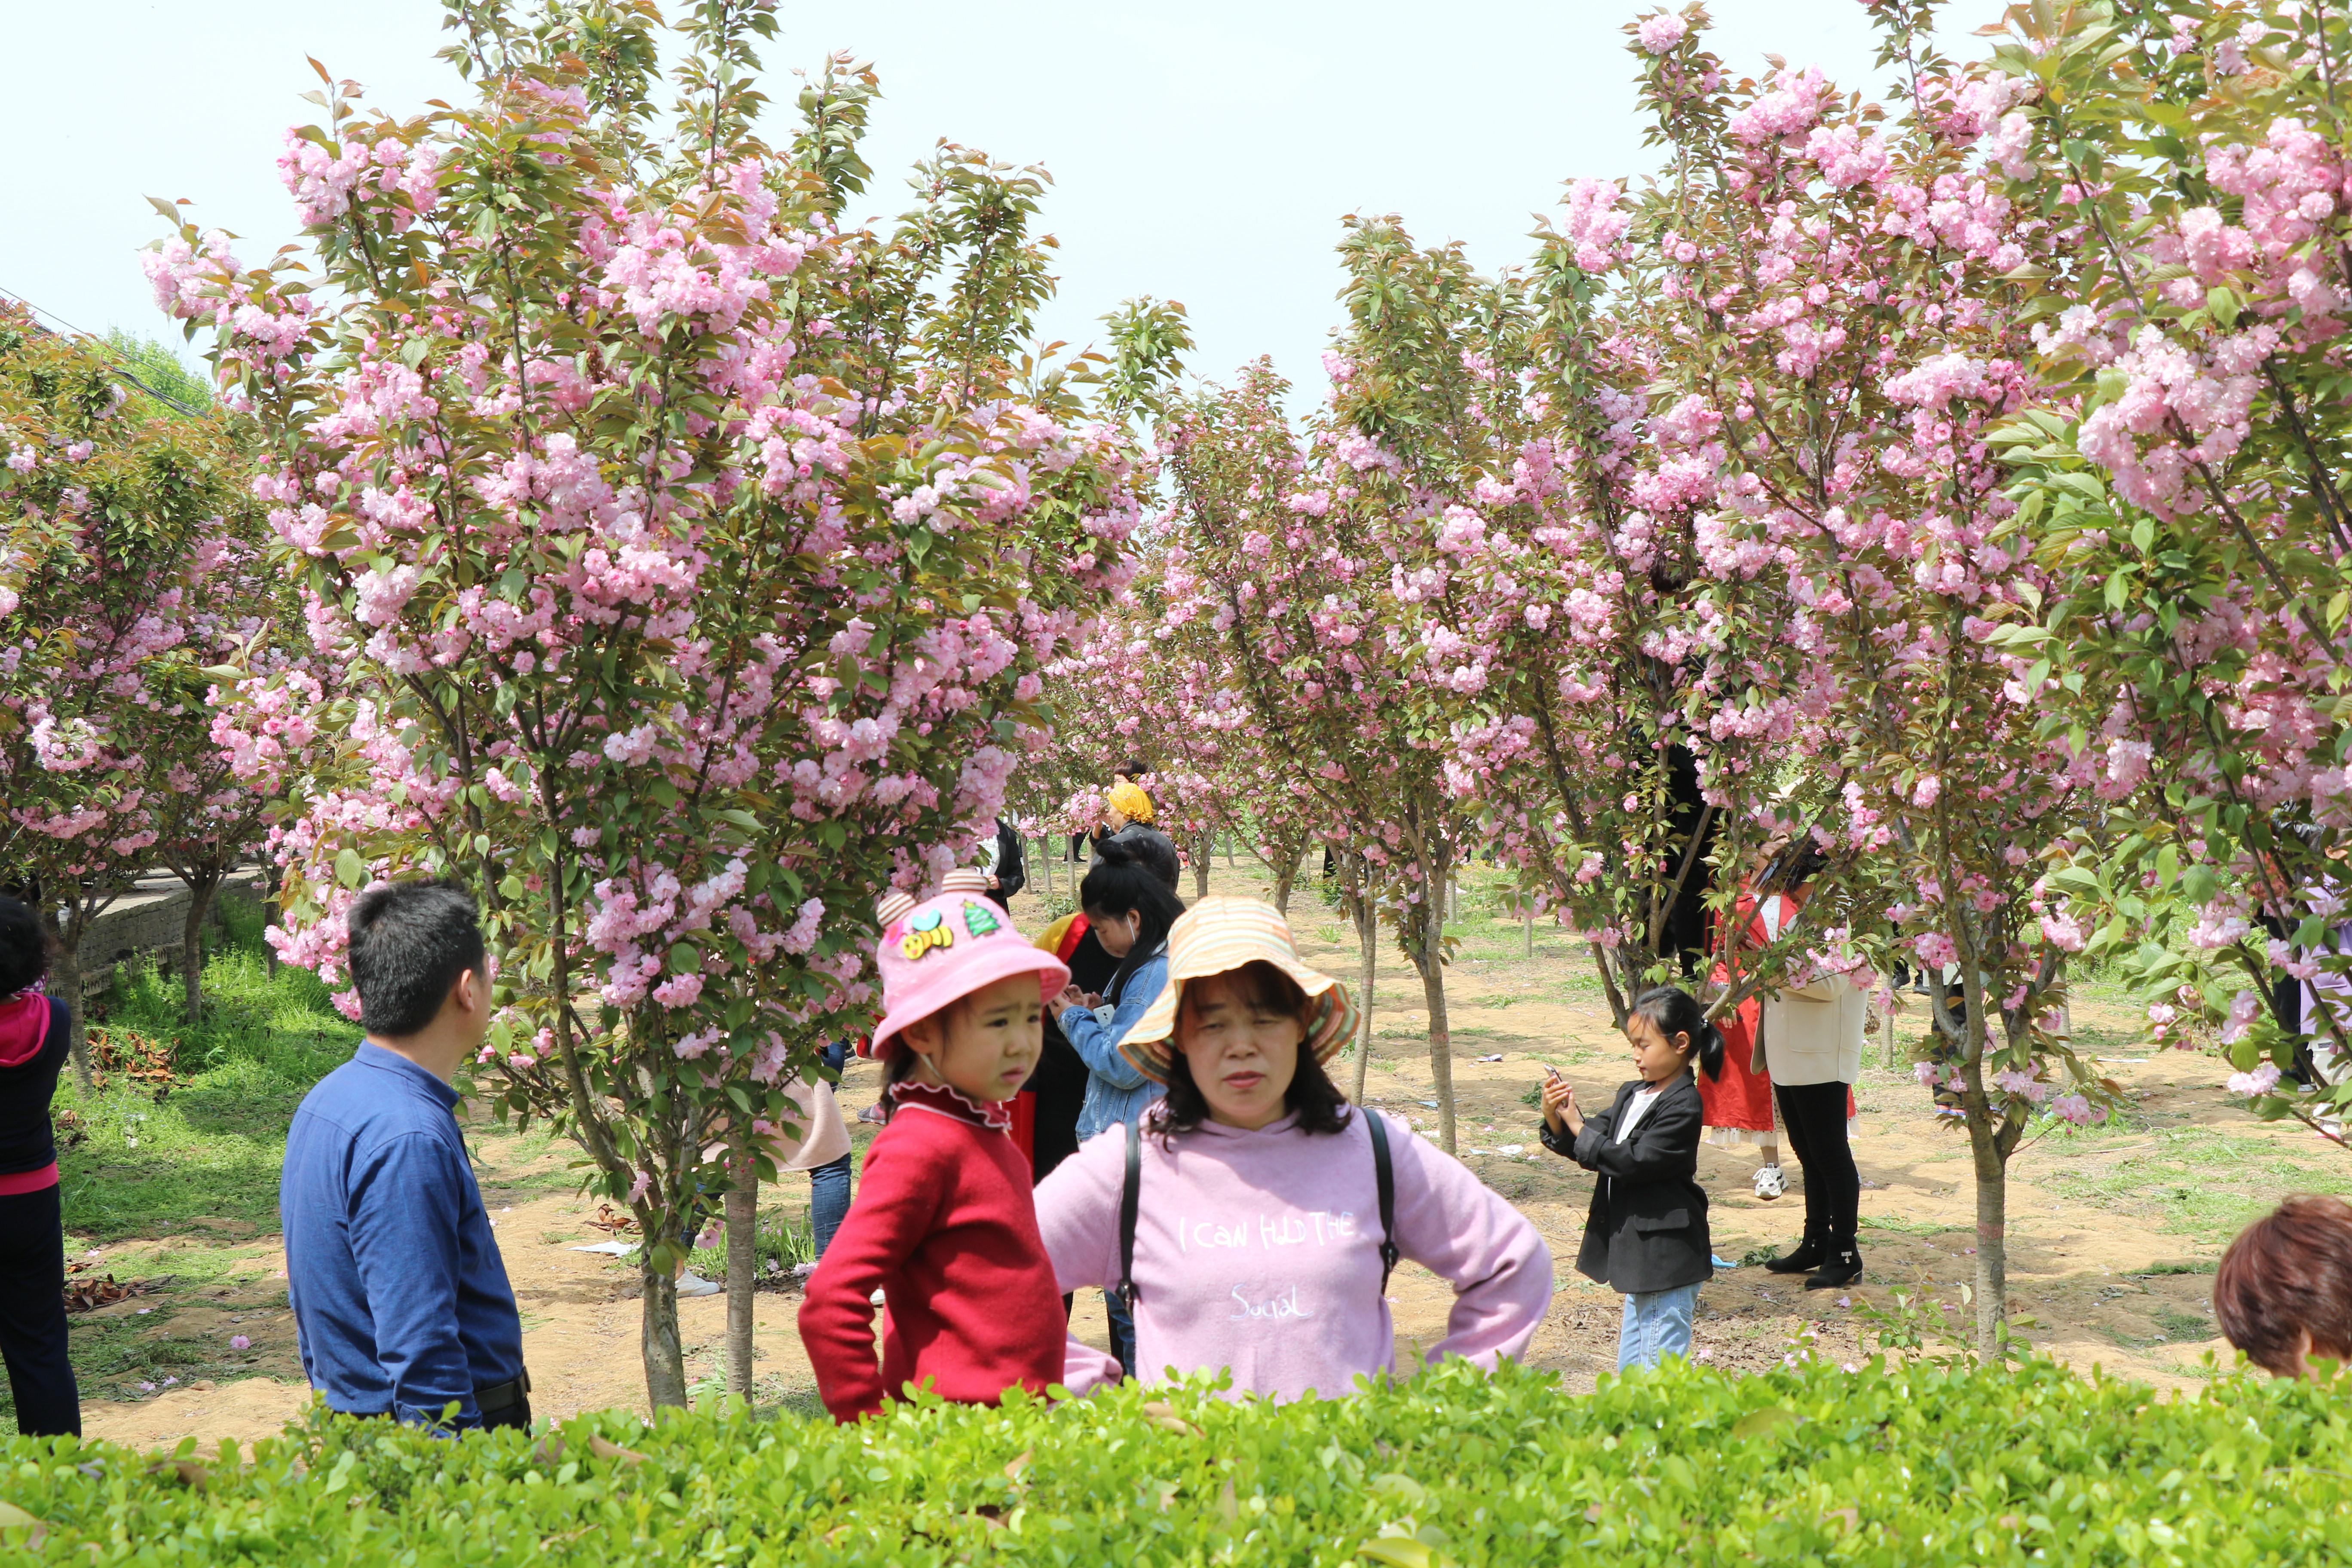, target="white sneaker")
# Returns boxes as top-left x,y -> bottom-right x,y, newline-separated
1752,1164 -> 1787,1200
869,1287 -> 887,1307
675,1271 -> 722,1298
